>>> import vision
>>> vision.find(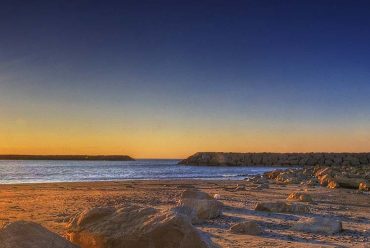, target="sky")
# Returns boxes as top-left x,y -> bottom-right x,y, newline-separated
1,0 -> 370,158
